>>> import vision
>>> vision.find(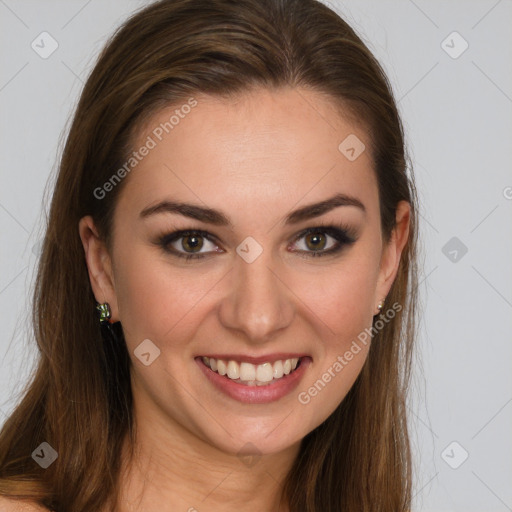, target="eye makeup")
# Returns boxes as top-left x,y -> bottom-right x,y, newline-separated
153,221 -> 359,261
